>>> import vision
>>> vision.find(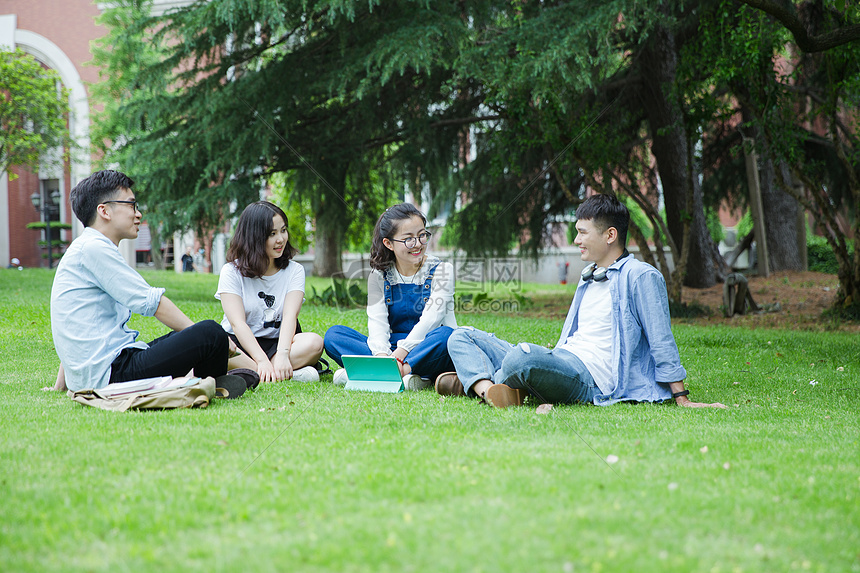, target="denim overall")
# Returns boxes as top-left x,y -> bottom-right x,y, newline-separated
383,262 -> 438,349
322,262 -> 455,380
